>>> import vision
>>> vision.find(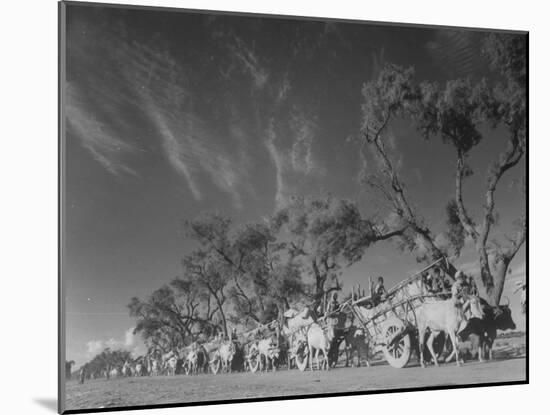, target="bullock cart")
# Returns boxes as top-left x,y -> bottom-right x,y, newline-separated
240,321 -> 284,373
343,258 -> 452,368
280,308 -> 344,372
